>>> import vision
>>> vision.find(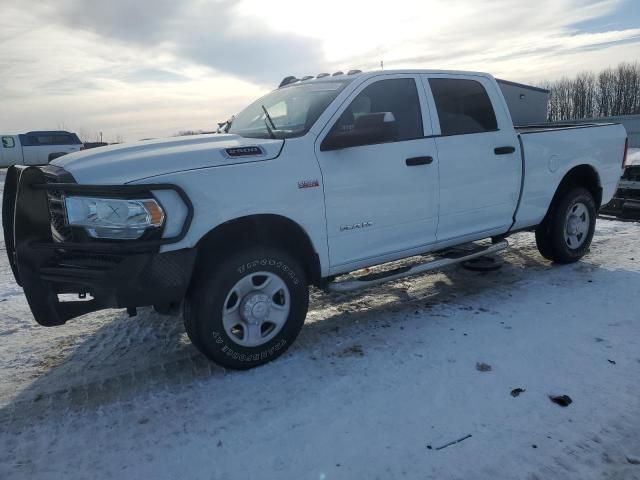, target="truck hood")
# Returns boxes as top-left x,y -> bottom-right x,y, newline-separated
52,134 -> 284,184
